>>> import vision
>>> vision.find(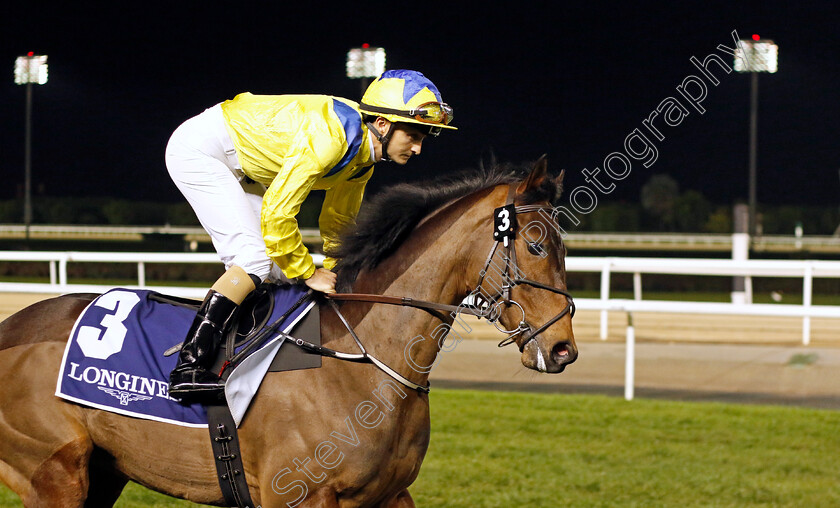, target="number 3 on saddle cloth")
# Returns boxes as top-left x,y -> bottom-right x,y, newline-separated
55,283 -> 318,428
